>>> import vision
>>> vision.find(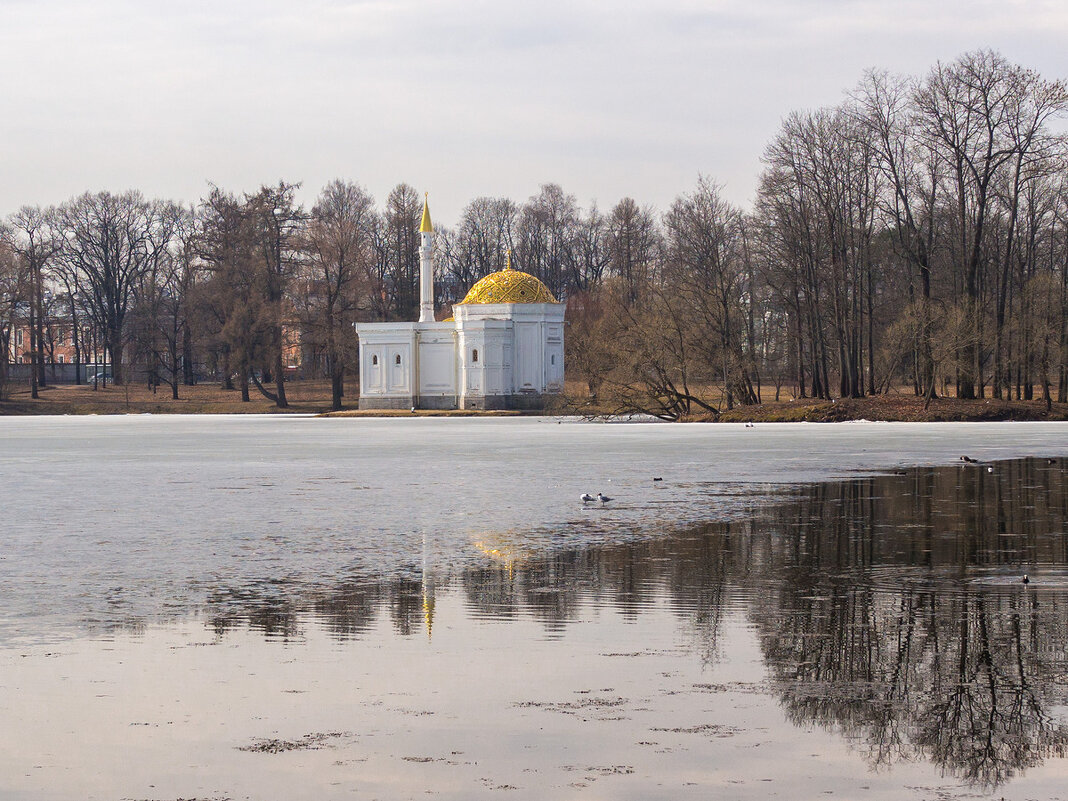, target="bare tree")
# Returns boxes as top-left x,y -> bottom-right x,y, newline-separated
305,179 -> 376,410
607,198 -> 659,303
2,206 -> 62,397
515,184 -> 580,299
51,251 -> 91,384
573,202 -> 611,292
0,240 -> 23,399
666,178 -> 758,409
913,51 -> 1037,397
601,285 -> 720,420
197,188 -> 264,402
378,183 -> 422,321
130,204 -> 199,399
244,182 -> 304,408
441,196 -> 517,297
60,191 -> 171,385
854,69 -> 944,401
